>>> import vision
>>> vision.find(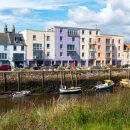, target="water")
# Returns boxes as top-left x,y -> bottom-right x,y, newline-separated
0,93 -> 83,114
